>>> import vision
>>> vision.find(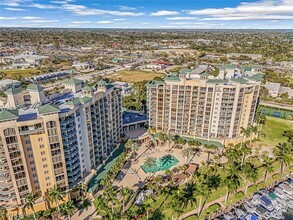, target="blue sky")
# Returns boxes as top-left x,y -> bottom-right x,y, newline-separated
0,0 -> 292,29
